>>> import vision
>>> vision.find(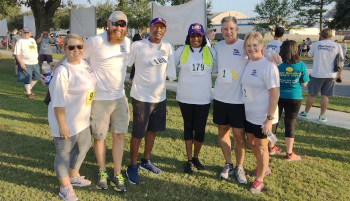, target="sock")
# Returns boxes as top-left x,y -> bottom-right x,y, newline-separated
24,84 -> 31,95
30,80 -> 38,89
